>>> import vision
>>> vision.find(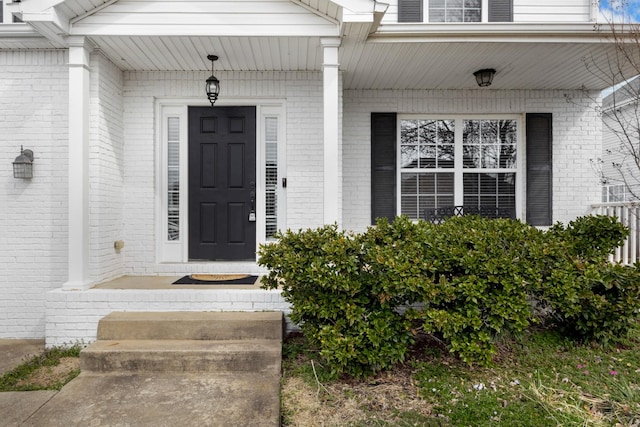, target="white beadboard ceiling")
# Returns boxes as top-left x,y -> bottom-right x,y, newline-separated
89,34 -> 632,90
